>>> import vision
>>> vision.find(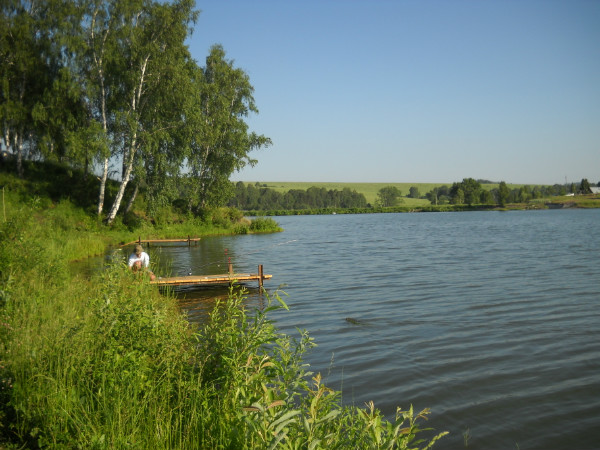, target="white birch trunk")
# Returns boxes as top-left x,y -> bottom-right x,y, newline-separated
105,139 -> 136,224
15,130 -> 23,178
123,182 -> 138,215
97,156 -> 109,215
105,55 -> 148,224
93,12 -> 111,216
2,128 -> 9,153
96,81 -> 109,215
